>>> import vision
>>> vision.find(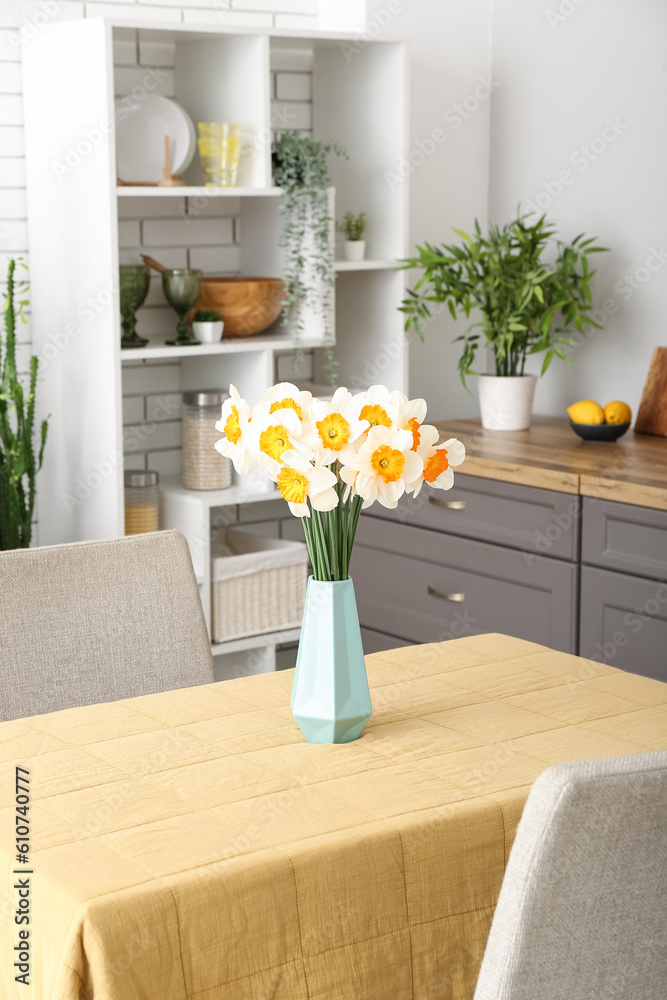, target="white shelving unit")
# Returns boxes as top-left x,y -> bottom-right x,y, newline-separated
117,187 -> 283,198
334,260 -> 399,271
21,17 -> 408,665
